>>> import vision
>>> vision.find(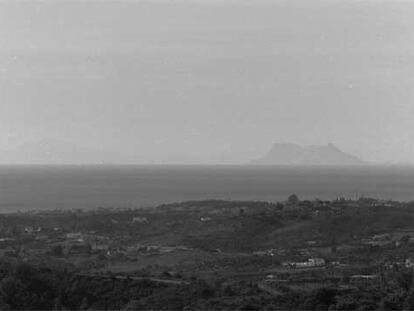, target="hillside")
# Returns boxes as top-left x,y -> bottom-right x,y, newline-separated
1,198 -> 414,310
